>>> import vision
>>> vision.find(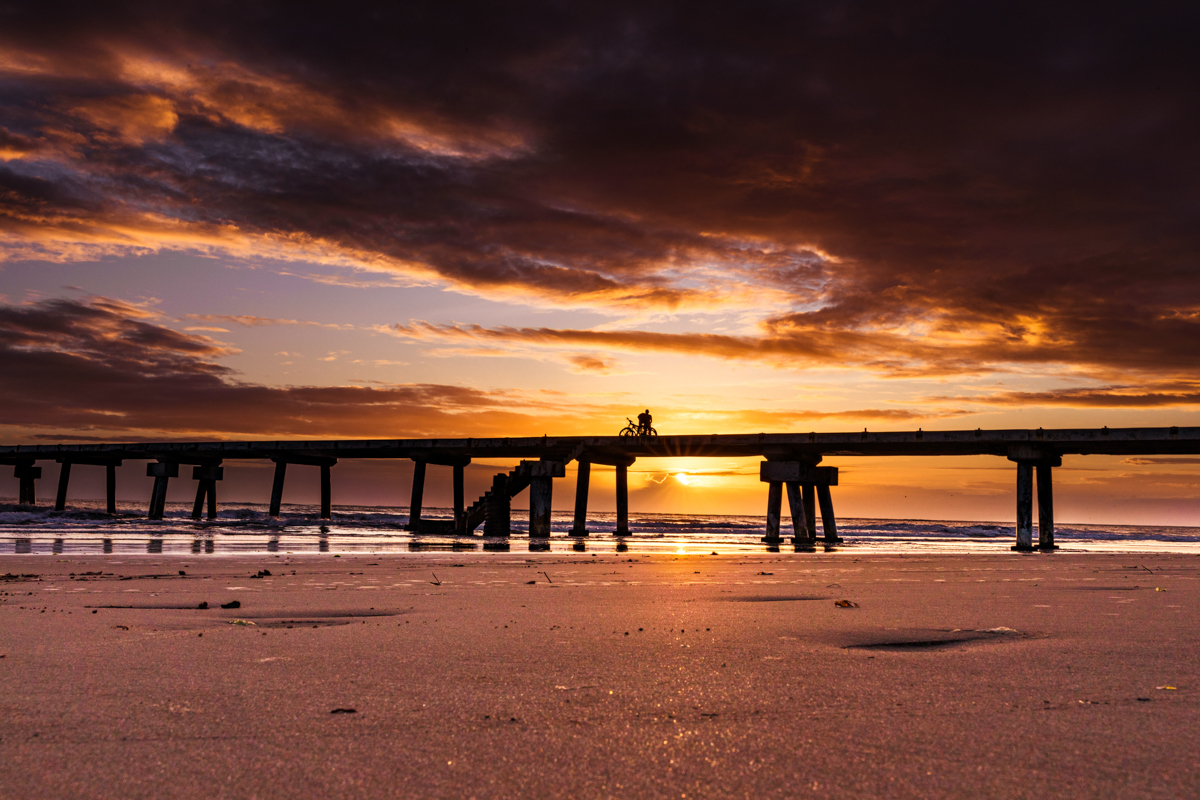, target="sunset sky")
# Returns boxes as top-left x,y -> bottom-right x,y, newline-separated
2,3 -> 1199,523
